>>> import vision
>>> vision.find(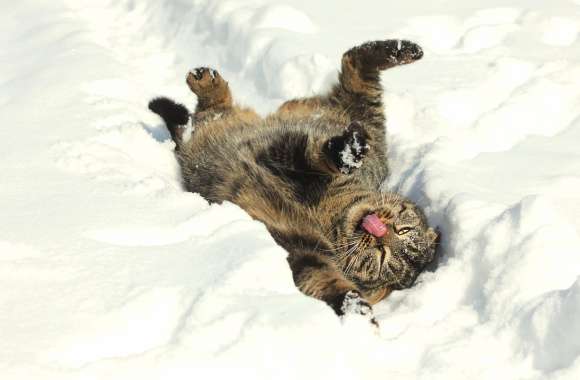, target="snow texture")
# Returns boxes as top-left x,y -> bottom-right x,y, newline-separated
1,0 -> 580,379
341,290 -> 374,316
339,135 -> 364,173
338,128 -> 368,174
180,116 -> 194,144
